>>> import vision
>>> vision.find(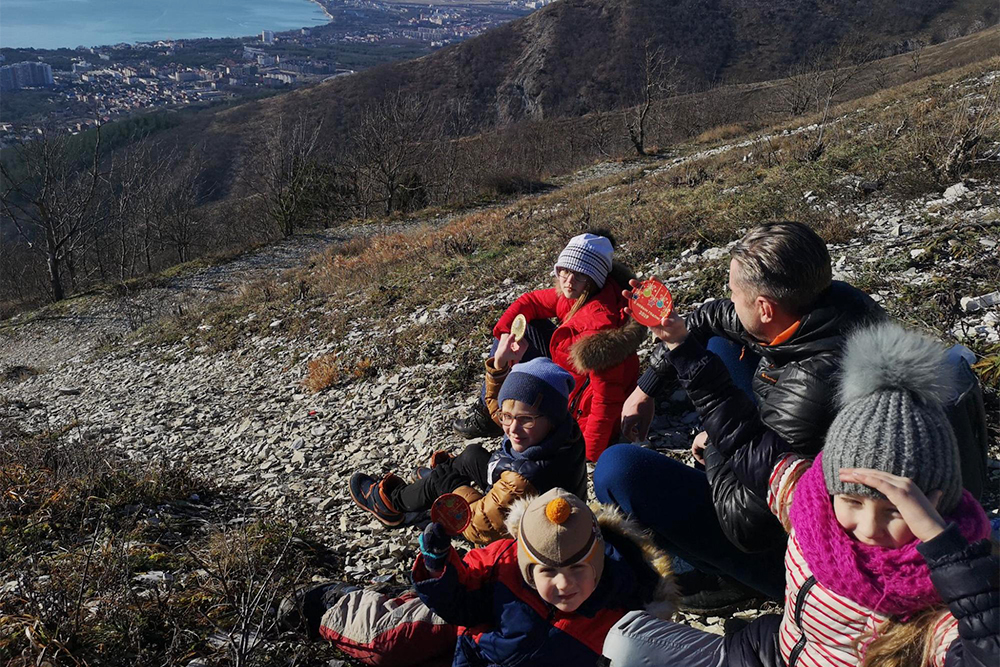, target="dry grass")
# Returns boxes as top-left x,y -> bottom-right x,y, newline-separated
694,123 -> 749,144
304,353 -> 341,393
0,419 -> 341,666
973,344 -> 1000,391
